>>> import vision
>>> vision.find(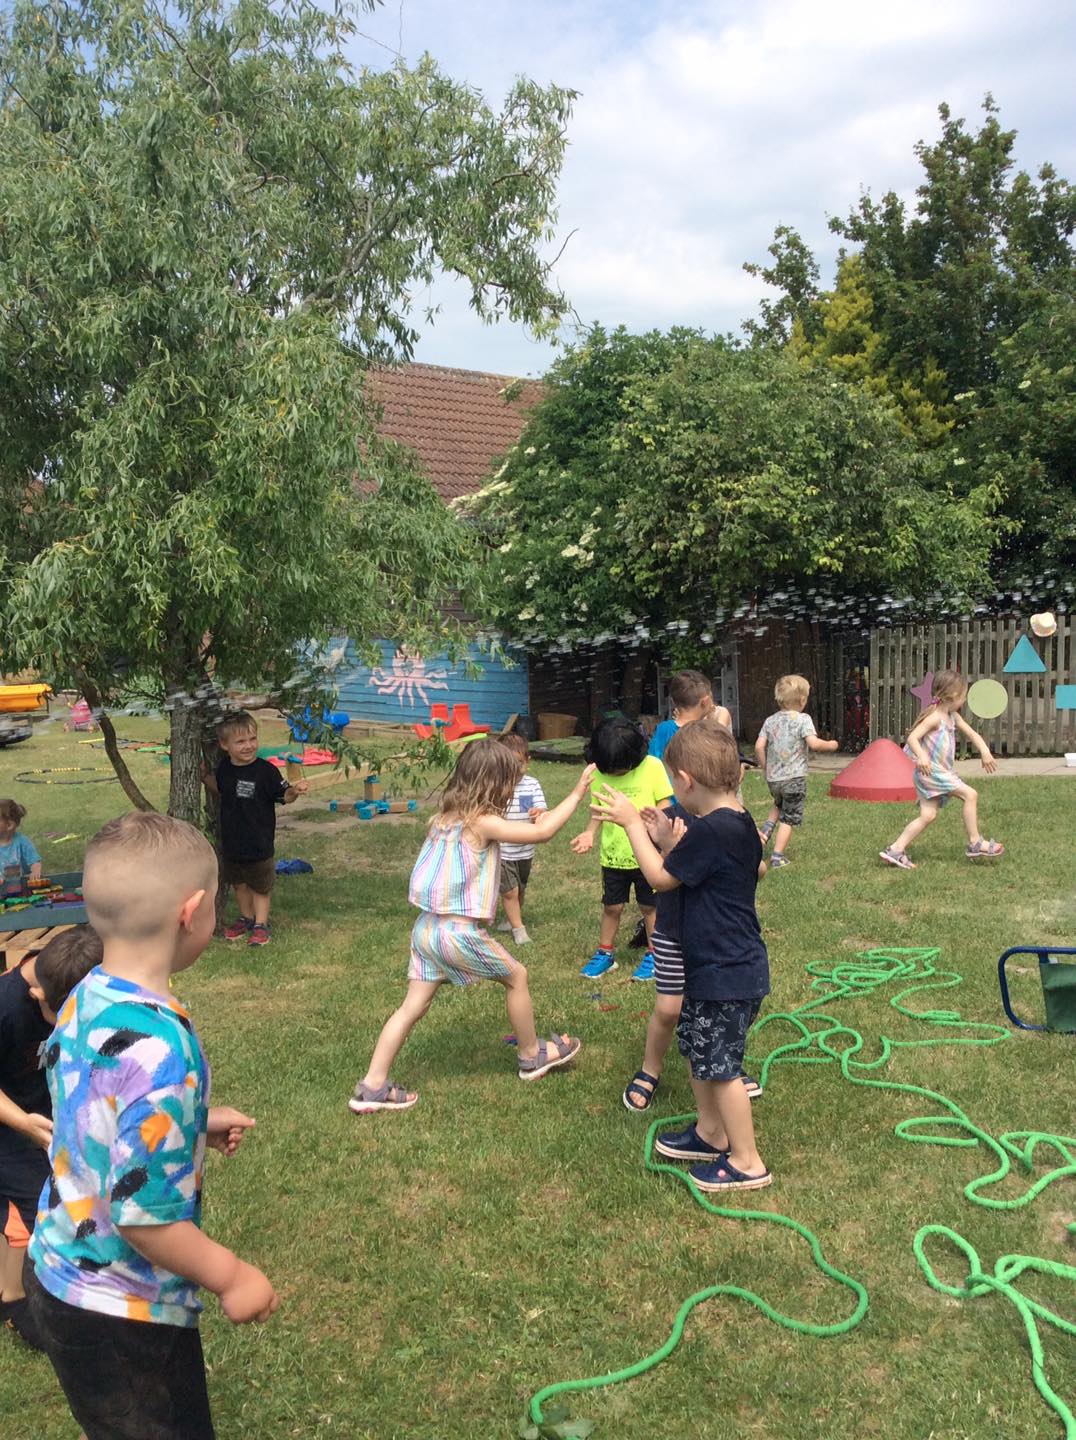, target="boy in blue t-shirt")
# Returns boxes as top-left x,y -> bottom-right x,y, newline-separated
27,812 -> 278,1439
595,717 -> 771,1192
648,670 -> 732,763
